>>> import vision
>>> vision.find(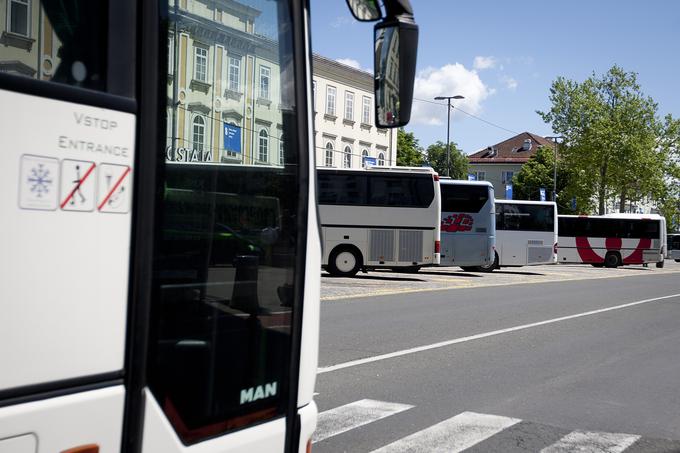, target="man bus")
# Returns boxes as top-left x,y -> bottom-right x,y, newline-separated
318,166 -> 441,277
558,214 -> 667,268
478,200 -> 558,271
0,0 -> 418,451
438,179 -> 496,271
